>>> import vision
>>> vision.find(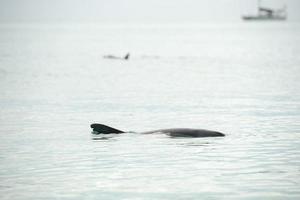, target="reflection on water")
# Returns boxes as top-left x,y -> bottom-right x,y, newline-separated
0,22 -> 300,199
92,136 -> 113,141
91,134 -> 119,141
174,141 -> 212,147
